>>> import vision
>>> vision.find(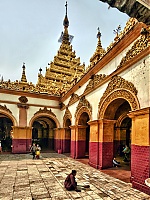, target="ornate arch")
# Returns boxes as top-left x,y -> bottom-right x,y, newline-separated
98,76 -> 140,119
29,107 -> 60,128
0,105 -> 17,126
75,96 -> 92,125
63,107 -> 72,127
